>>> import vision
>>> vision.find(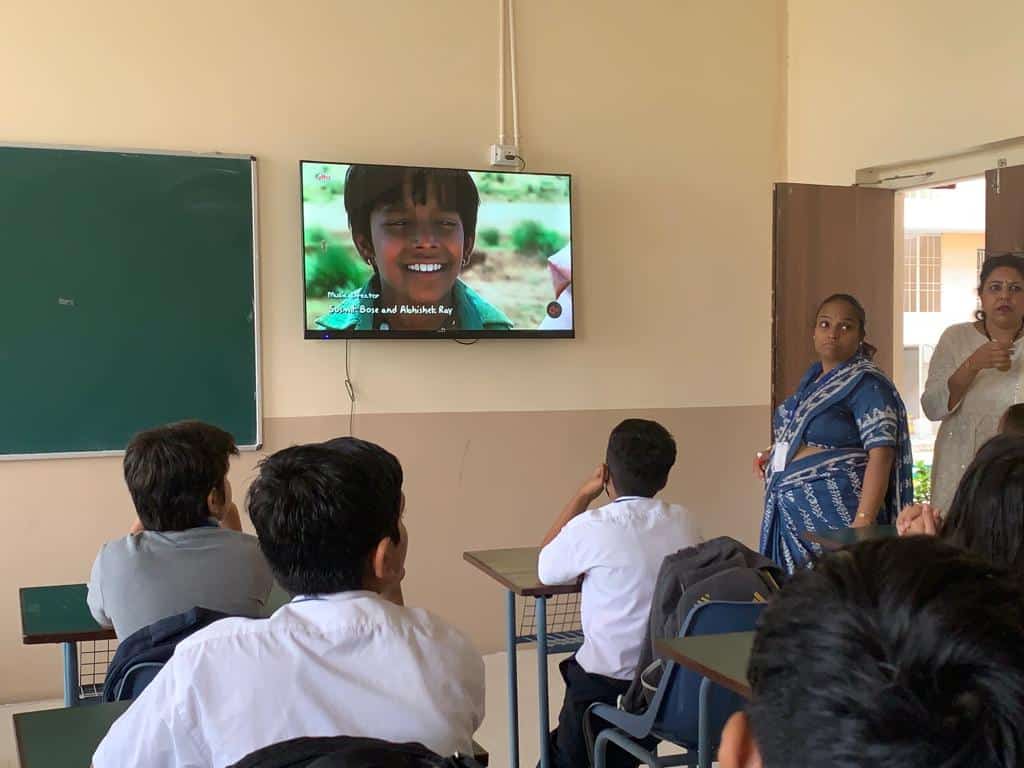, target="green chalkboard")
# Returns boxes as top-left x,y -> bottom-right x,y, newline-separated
0,145 -> 259,456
